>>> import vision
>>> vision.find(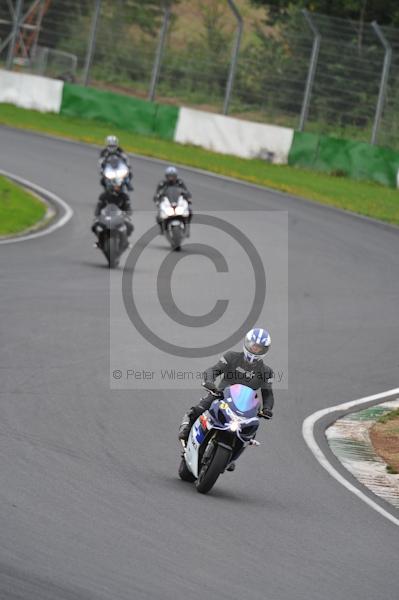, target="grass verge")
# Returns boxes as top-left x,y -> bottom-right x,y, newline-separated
370,410 -> 399,475
0,174 -> 46,236
1,103 -> 399,225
